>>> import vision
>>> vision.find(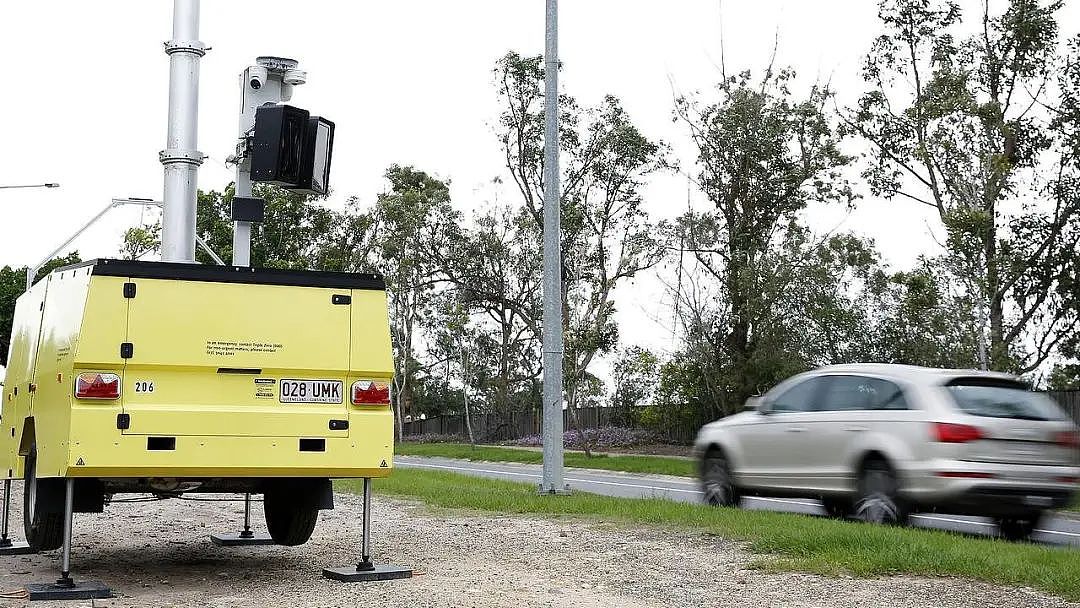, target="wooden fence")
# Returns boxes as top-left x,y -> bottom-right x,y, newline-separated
403,390 -> 1080,446
1050,390 -> 1080,423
